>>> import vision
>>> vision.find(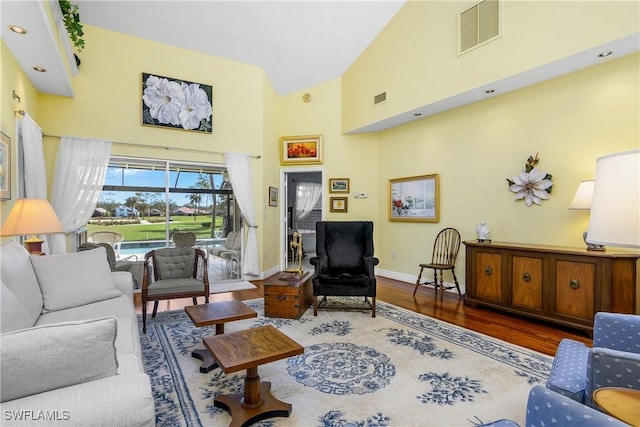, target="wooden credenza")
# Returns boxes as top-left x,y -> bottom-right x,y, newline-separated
463,241 -> 640,333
